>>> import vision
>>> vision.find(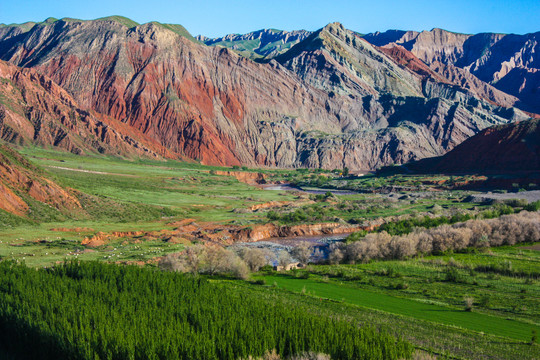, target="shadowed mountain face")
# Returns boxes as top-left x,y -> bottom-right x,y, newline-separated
411,119 -> 540,174
0,18 -> 532,170
364,29 -> 540,114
